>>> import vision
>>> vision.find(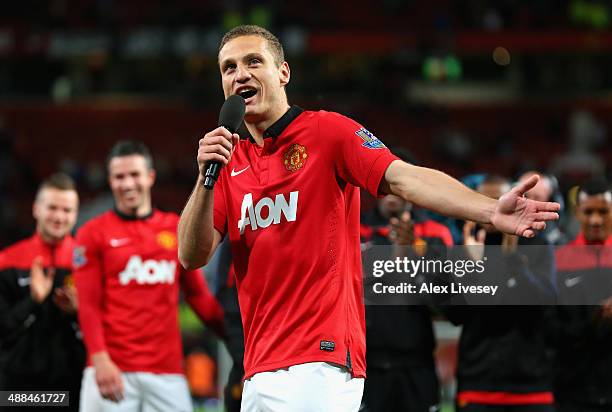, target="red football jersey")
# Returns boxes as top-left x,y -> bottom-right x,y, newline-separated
74,209 -> 223,374
213,107 -> 398,379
